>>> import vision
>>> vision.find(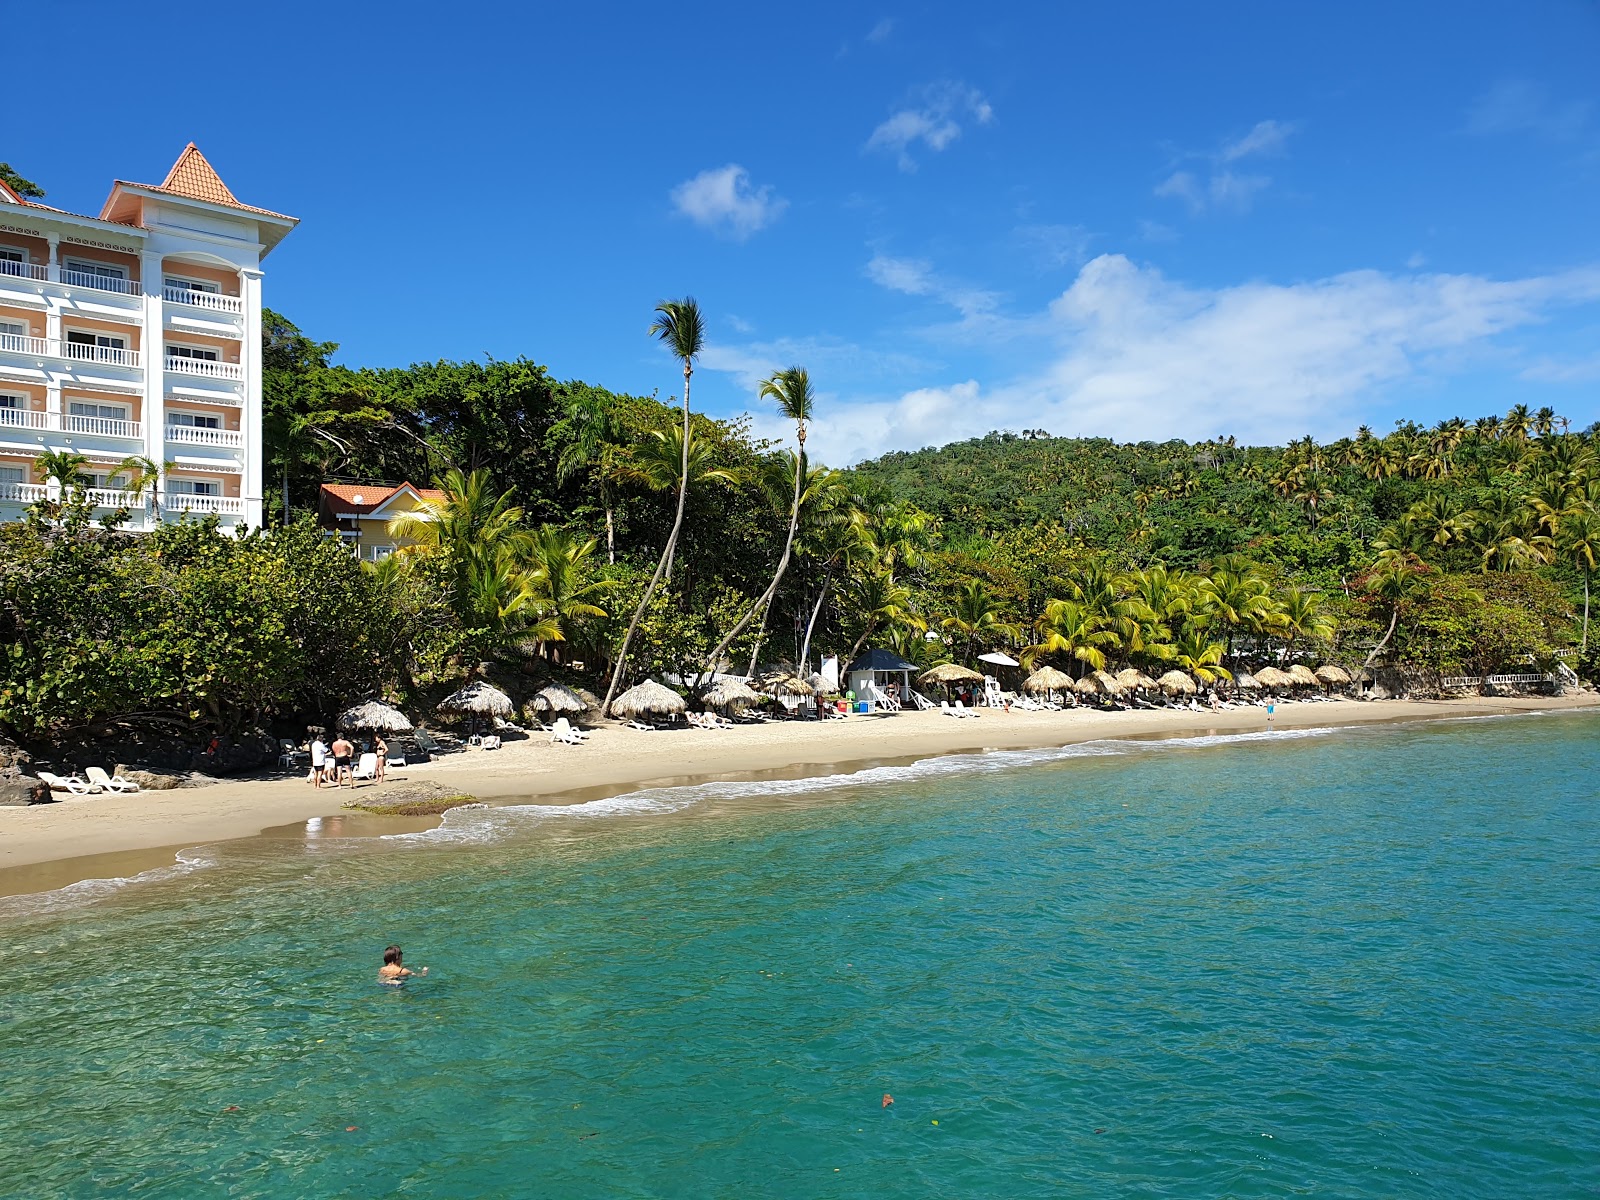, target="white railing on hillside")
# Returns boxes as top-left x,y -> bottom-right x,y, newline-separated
64,342 -> 141,368
0,259 -> 49,282
0,332 -> 49,356
61,268 -> 140,295
0,481 -> 47,503
165,493 -> 243,516
64,414 -> 141,439
166,355 -> 242,380
163,286 -> 243,314
1441,673 -> 1556,689
0,408 -> 48,429
165,424 -> 243,447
